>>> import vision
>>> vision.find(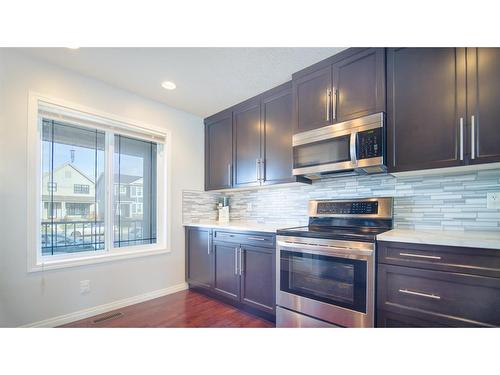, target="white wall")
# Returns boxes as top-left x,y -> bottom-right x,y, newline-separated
0,49 -> 205,326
